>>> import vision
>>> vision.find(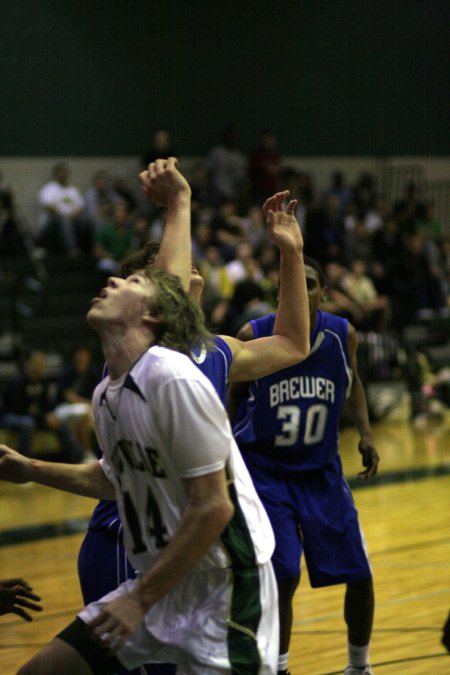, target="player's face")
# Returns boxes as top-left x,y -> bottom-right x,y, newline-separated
305,265 -> 324,320
88,273 -> 156,327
